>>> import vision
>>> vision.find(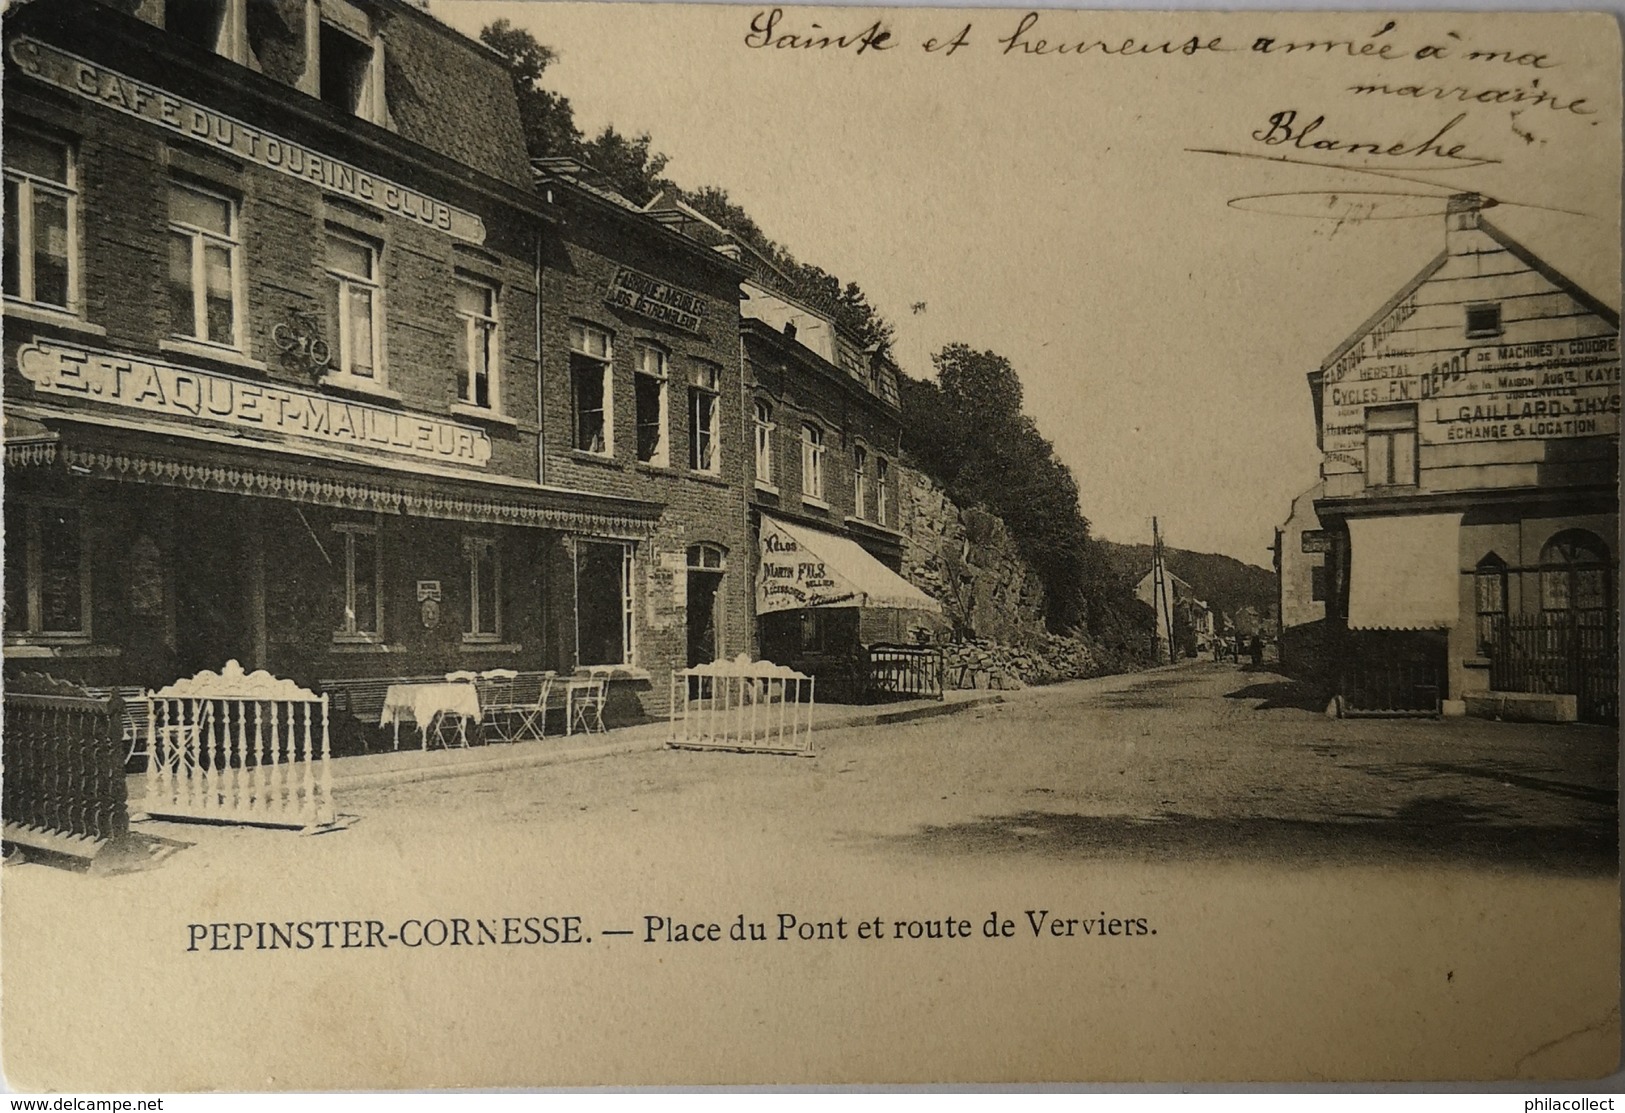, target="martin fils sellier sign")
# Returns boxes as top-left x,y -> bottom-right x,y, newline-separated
18,340 -> 492,467
605,267 -> 706,334
9,37 -> 486,245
